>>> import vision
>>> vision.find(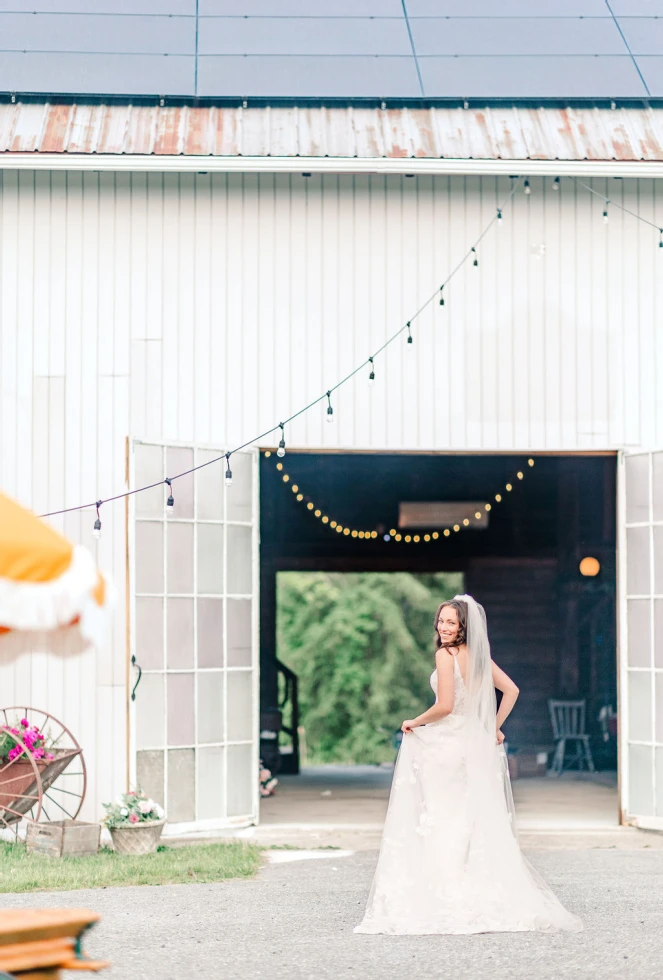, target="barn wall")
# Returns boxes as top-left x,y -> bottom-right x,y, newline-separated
0,169 -> 661,817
